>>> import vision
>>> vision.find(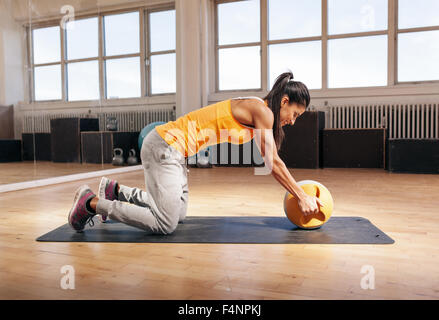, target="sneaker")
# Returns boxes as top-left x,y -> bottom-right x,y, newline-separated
97,177 -> 118,222
68,185 -> 96,232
